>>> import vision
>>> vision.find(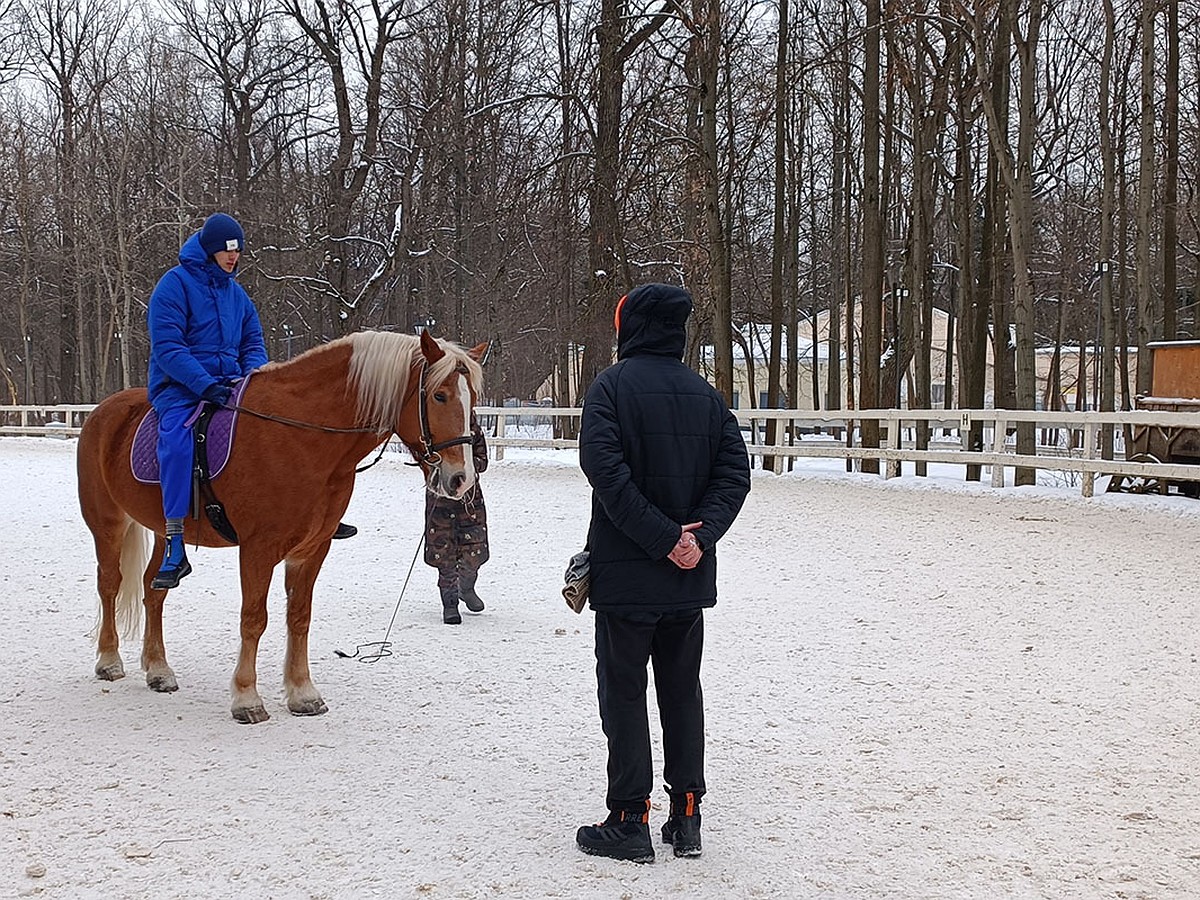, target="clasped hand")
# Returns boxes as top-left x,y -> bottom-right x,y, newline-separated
667,521 -> 703,570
